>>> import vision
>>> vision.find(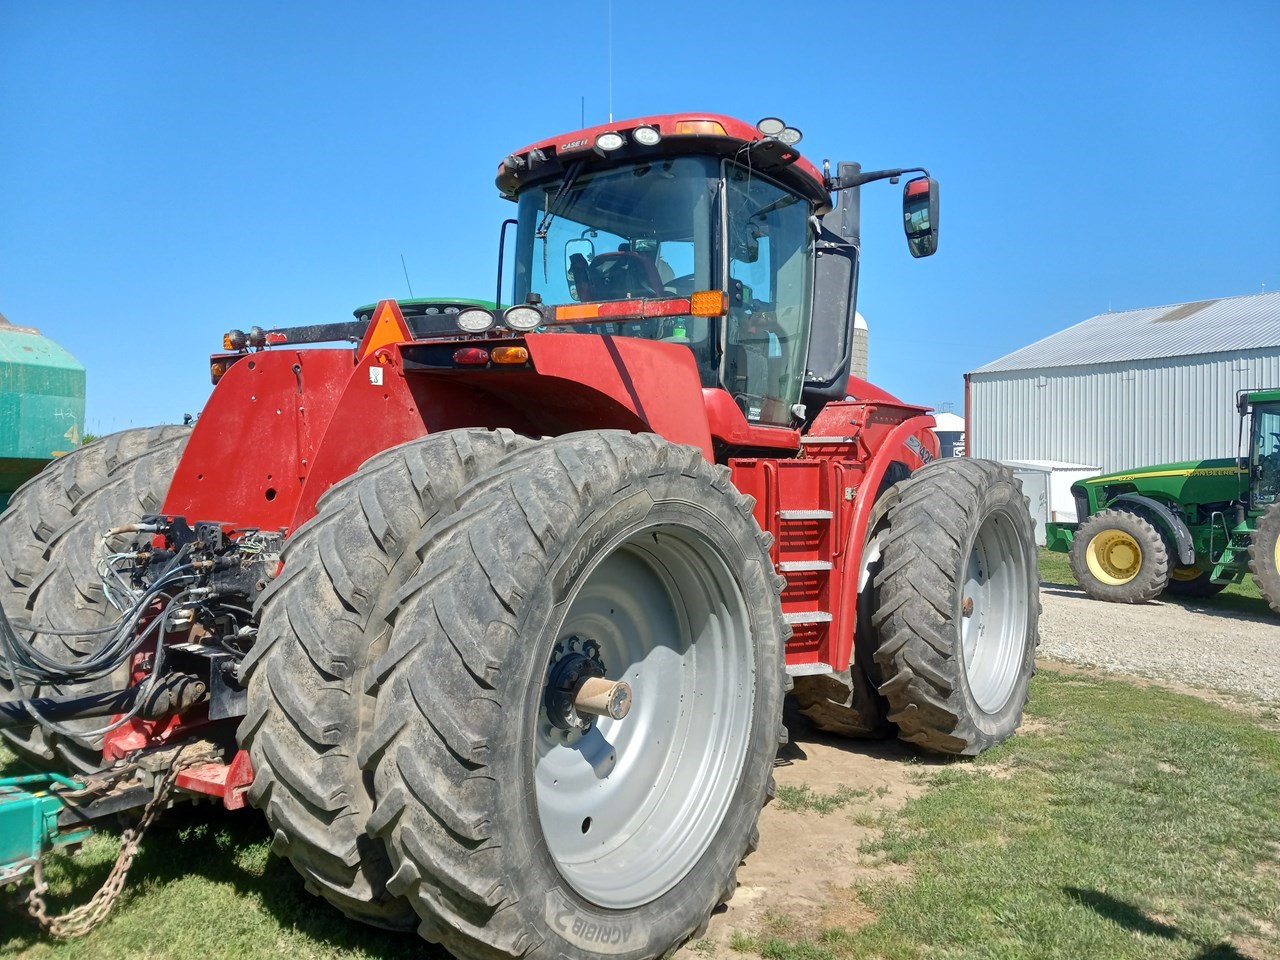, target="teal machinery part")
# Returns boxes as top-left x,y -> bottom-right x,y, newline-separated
0,313 -> 87,510
0,773 -> 92,884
